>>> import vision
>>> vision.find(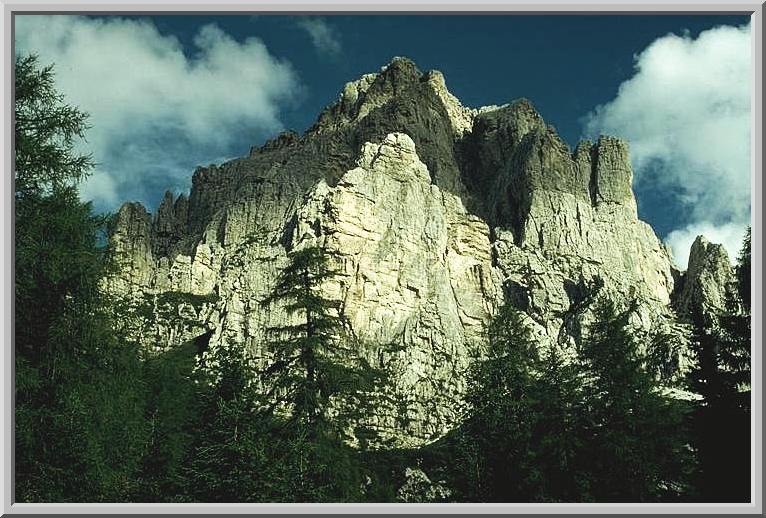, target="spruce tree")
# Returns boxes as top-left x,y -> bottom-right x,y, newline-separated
578,298 -> 691,502
690,228 -> 751,502
181,341 -> 282,502
459,303 -> 541,501
528,345 -> 588,502
260,244 -> 380,501
717,226 -> 752,399
453,297 -> 693,503
455,302 -> 585,502
263,245 -> 378,428
737,227 -> 751,312
14,54 -> 149,502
